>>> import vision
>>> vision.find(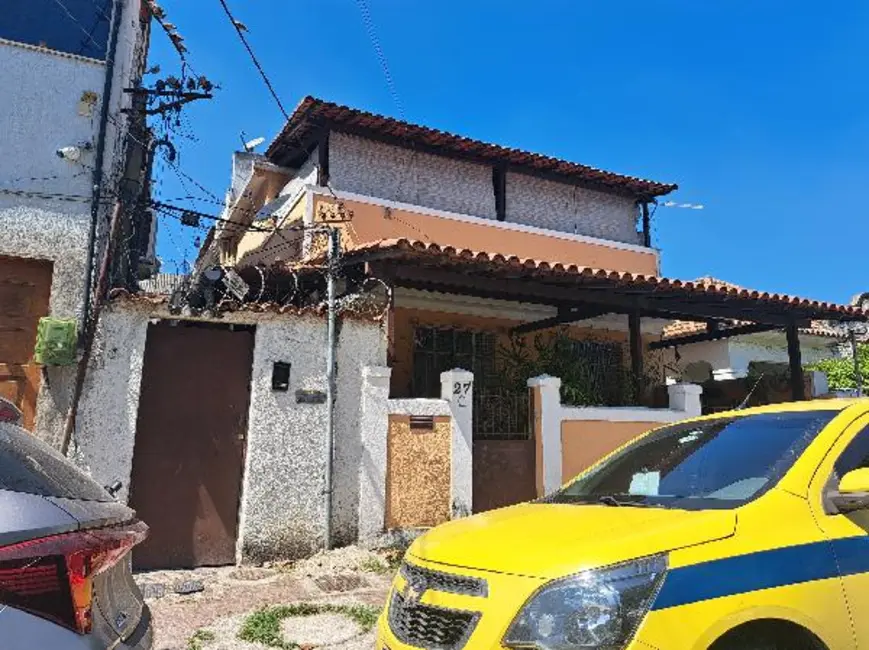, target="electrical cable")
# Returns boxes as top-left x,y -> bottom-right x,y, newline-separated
215,0 -> 289,119
354,0 -> 404,119
52,0 -> 106,54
